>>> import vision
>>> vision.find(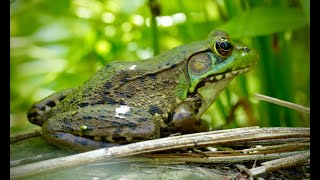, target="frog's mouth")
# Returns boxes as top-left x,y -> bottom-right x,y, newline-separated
195,66 -> 254,90
204,66 -> 253,83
